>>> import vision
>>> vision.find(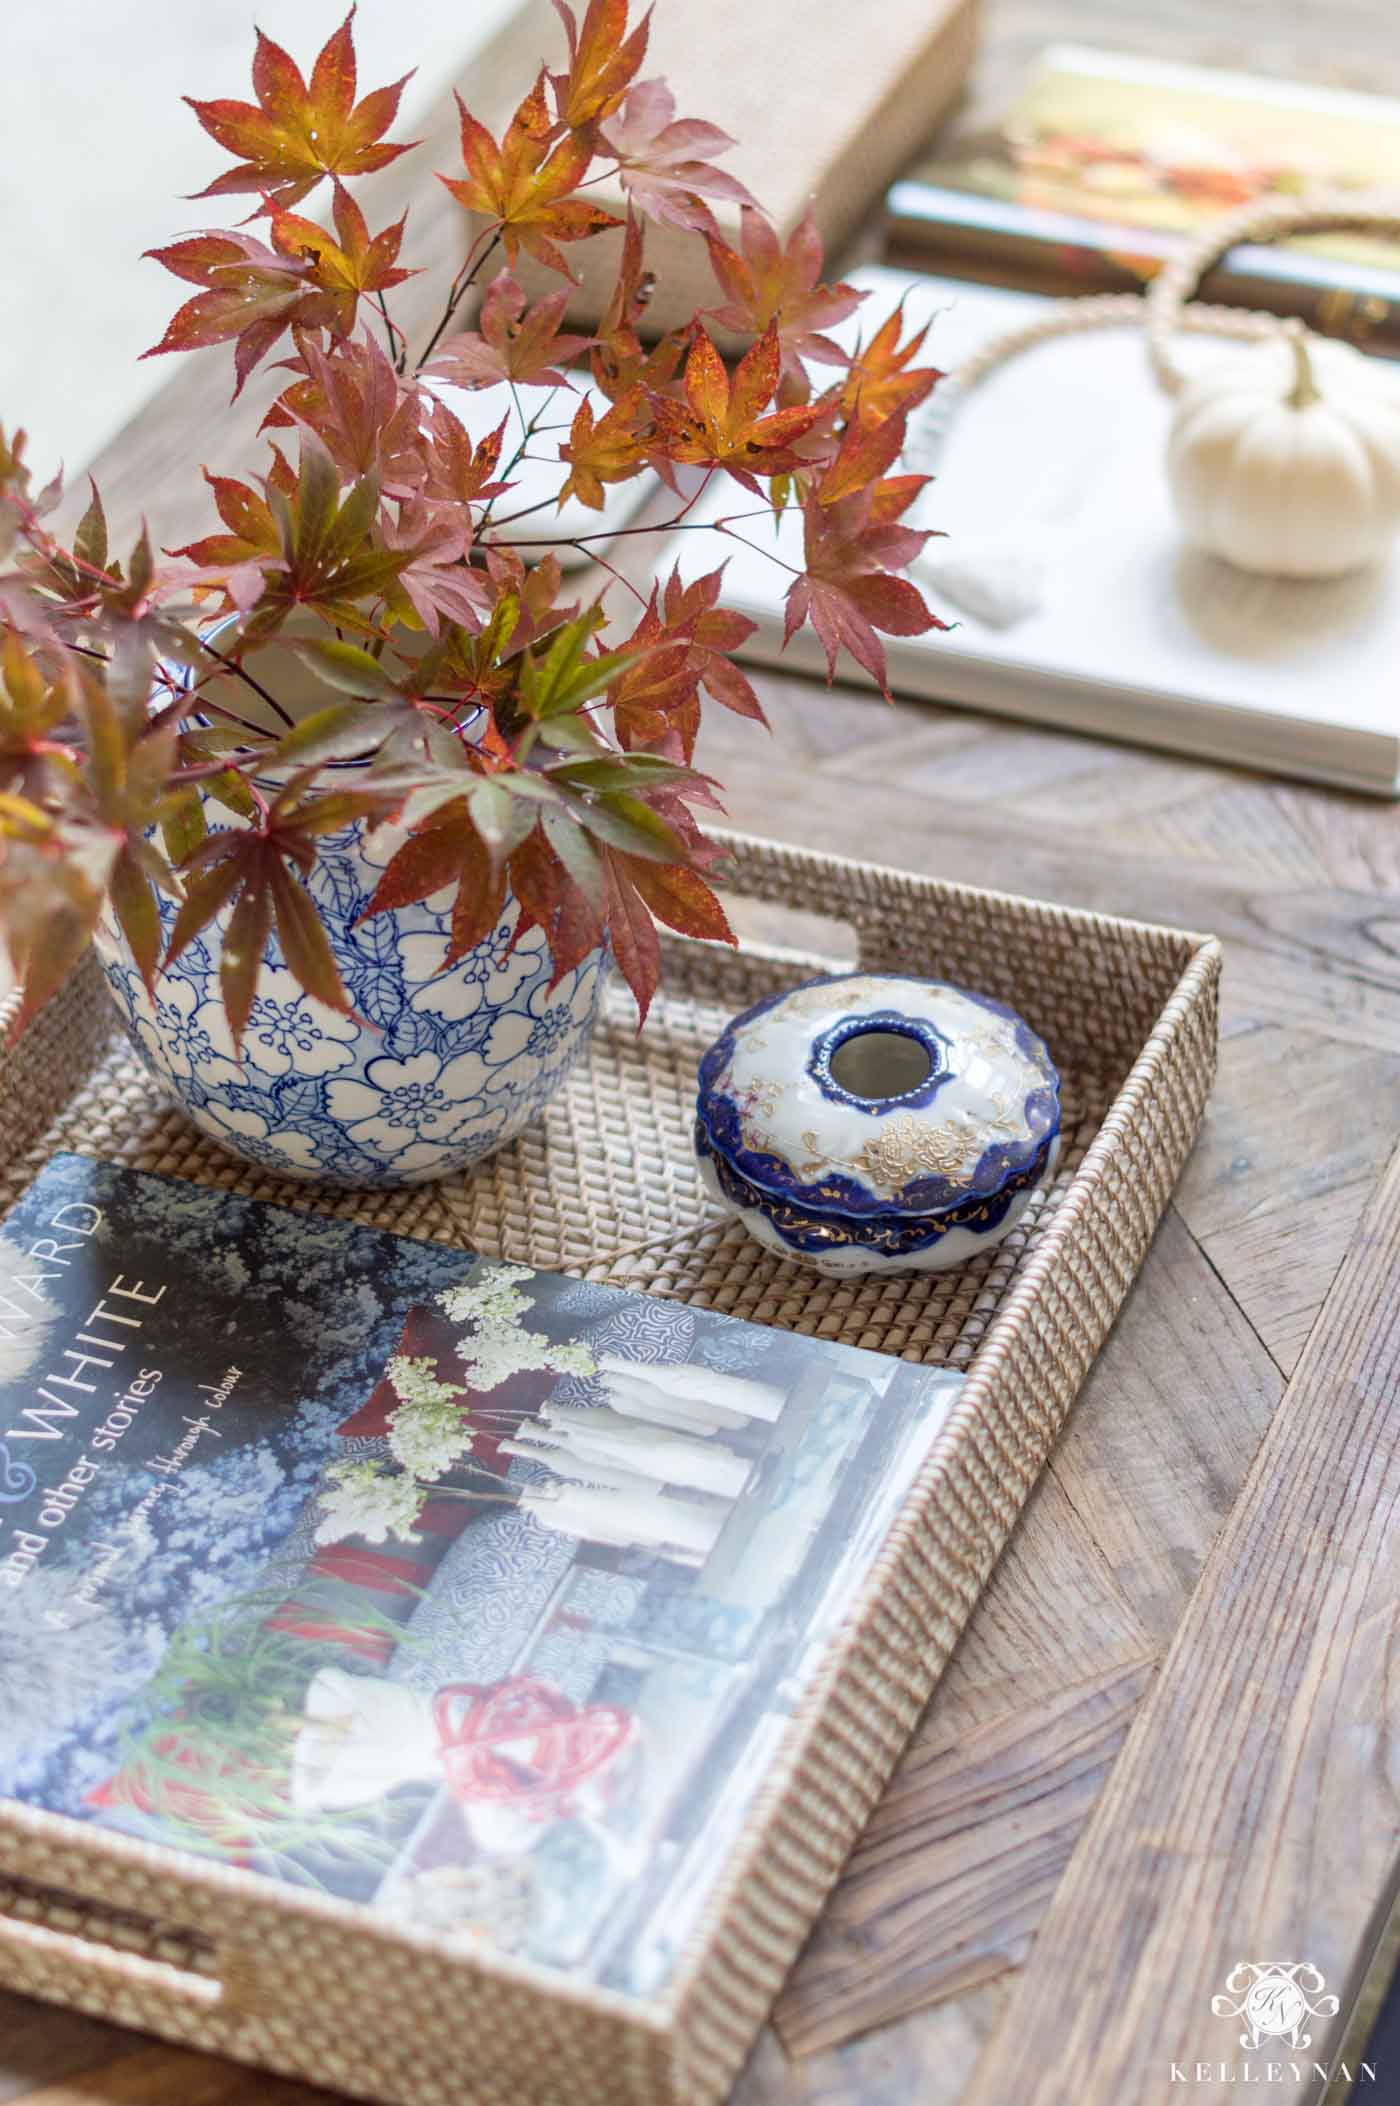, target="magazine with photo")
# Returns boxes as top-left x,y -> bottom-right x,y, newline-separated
0,1154 -> 960,1998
